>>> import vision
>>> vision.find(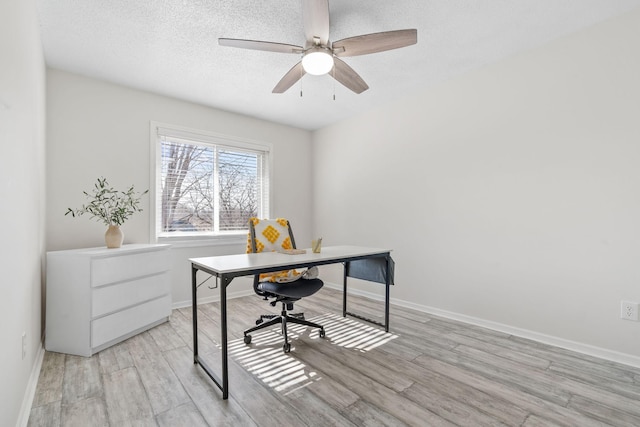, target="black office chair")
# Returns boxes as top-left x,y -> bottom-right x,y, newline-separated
243,218 -> 325,353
